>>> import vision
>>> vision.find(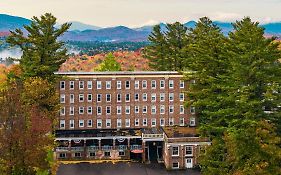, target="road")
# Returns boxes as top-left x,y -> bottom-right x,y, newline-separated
57,162 -> 201,175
